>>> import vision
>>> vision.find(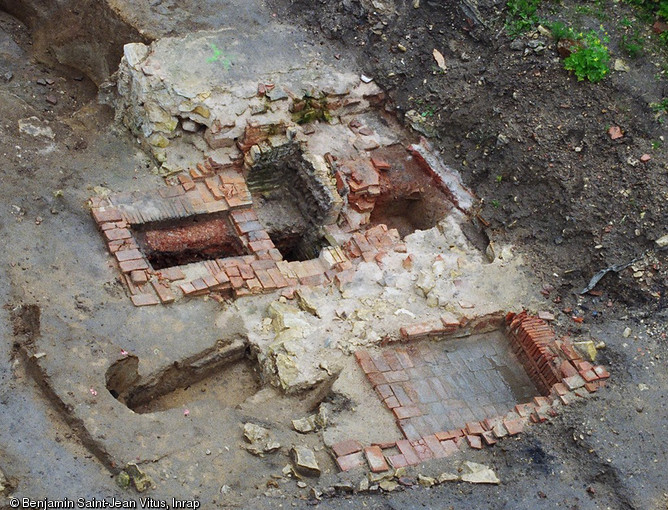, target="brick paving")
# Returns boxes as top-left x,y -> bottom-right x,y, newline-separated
330,312 -> 611,473
369,332 -> 540,440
